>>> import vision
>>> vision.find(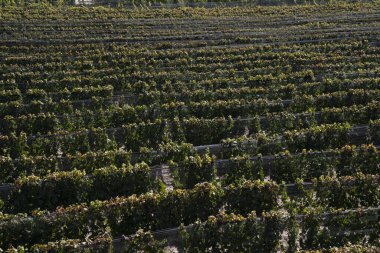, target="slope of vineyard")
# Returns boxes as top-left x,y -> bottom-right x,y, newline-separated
0,1 -> 379,252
